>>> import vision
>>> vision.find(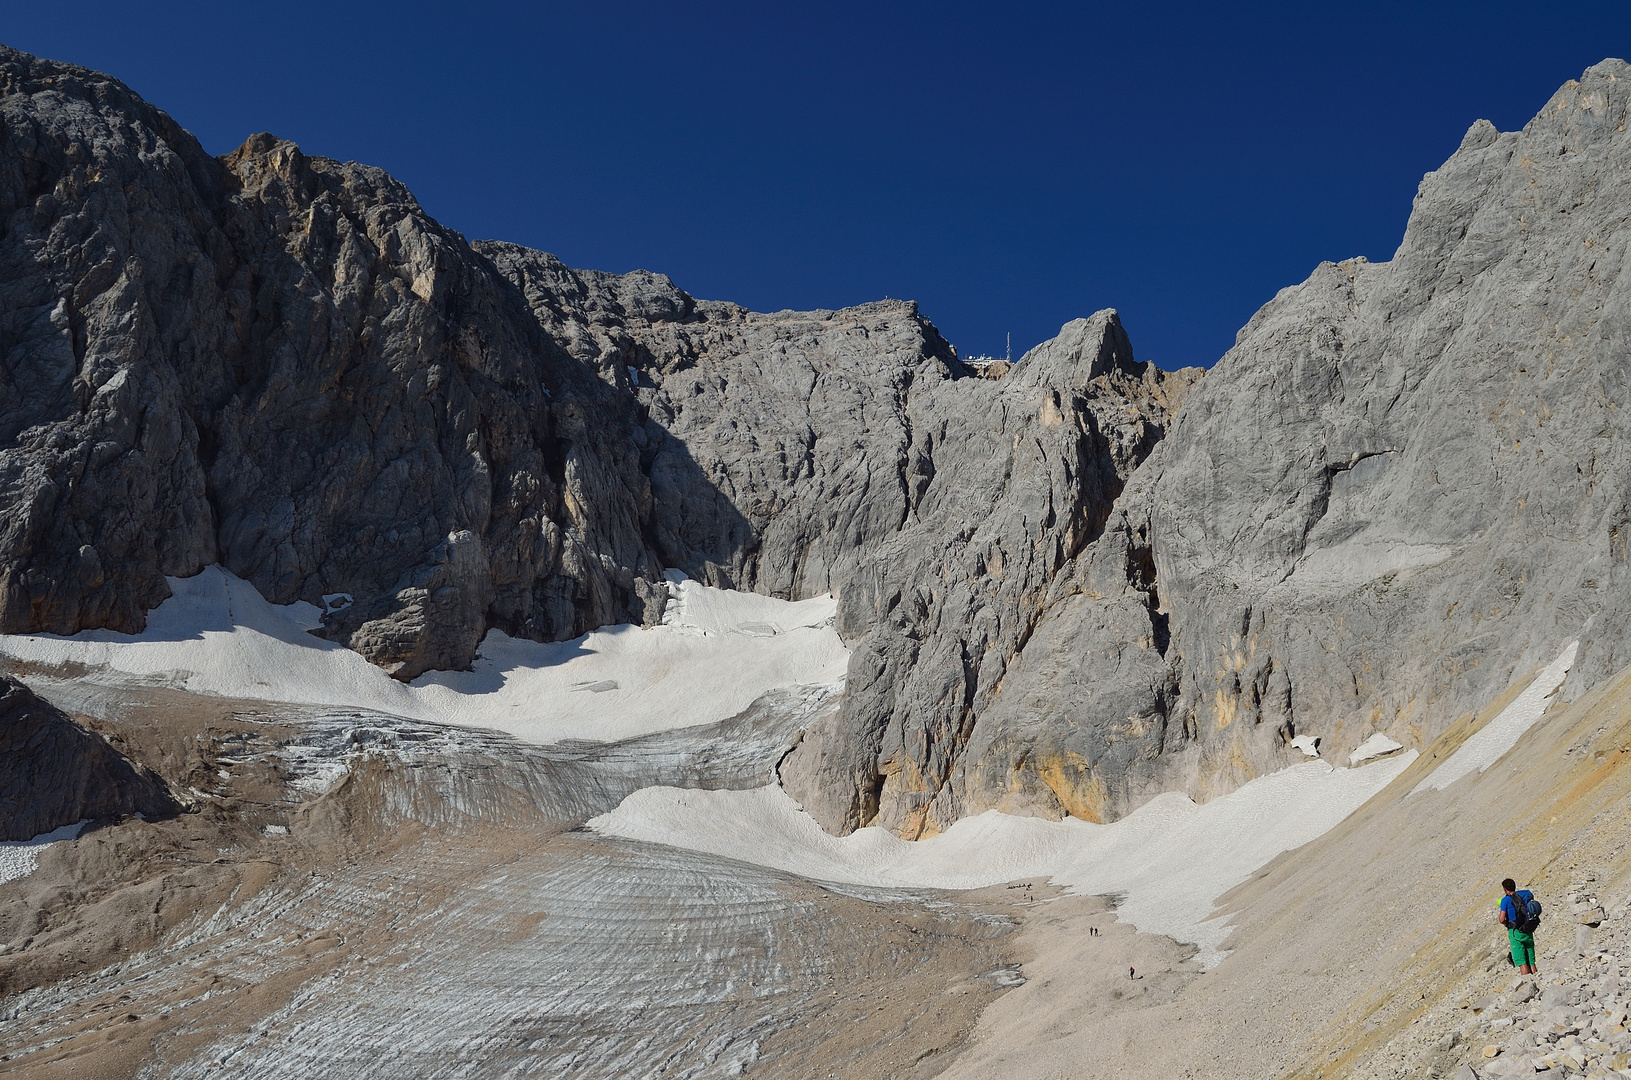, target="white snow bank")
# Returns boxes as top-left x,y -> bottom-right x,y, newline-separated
1289,735 -> 1320,757
1349,733 -> 1402,766
0,821 -> 87,886
657,569 -> 832,636
589,752 -> 1417,967
1413,641 -> 1577,795
0,566 -> 848,744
